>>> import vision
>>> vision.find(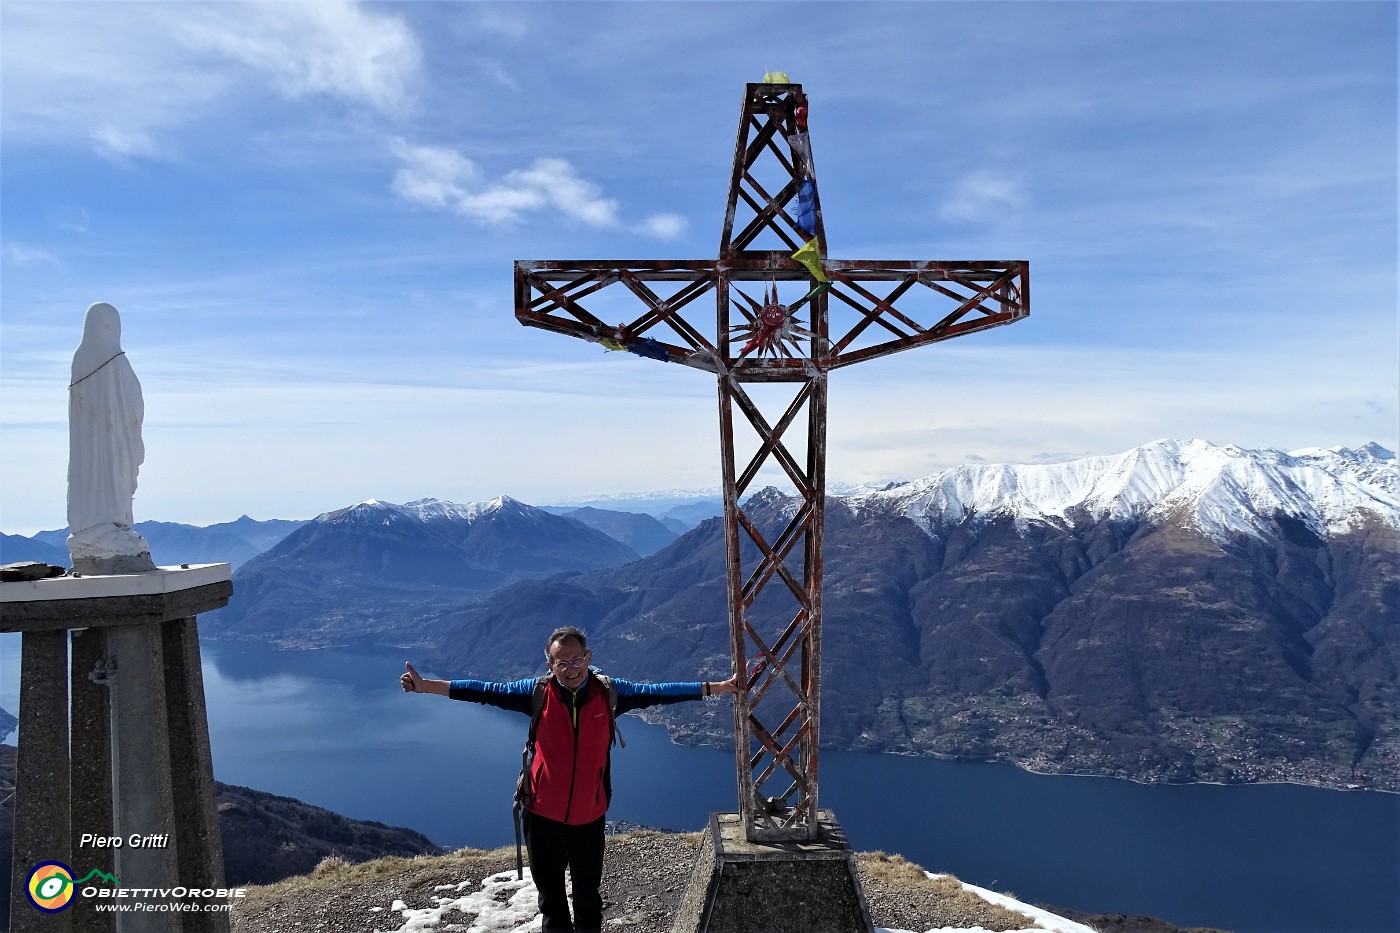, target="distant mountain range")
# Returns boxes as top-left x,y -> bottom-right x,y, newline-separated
406,440 -> 1399,791
4,440 -> 1395,790
1,500 -> 718,570
555,506 -> 682,555
2,516 -> 309,570
201,497 -> 646,646
0,532 -> 68,566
